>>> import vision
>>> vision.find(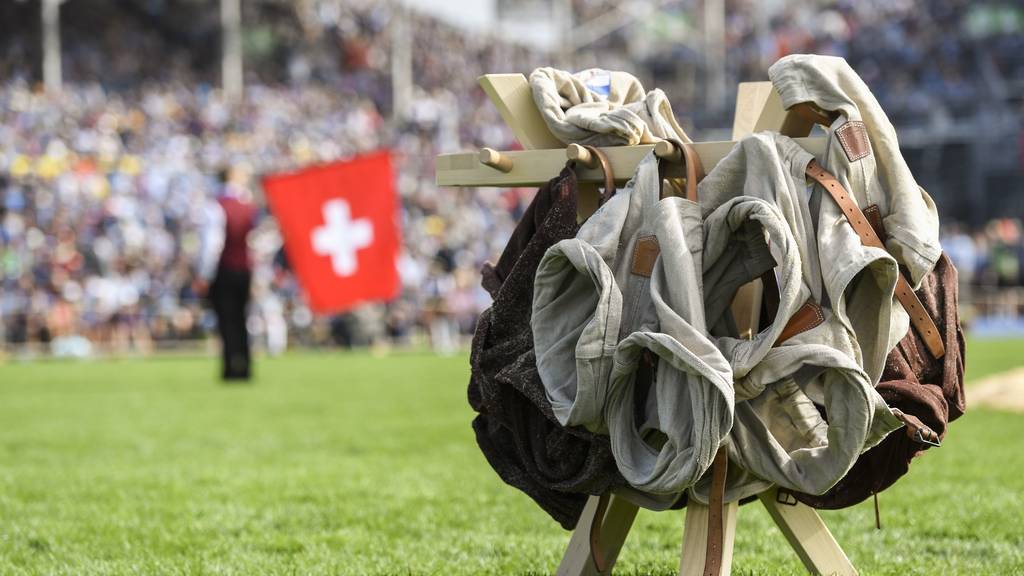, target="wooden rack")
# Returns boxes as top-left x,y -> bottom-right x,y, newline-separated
436,73 -> 857,576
